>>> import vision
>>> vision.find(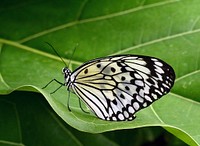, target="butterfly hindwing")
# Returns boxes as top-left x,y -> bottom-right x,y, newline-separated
68,55 -> 175,121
